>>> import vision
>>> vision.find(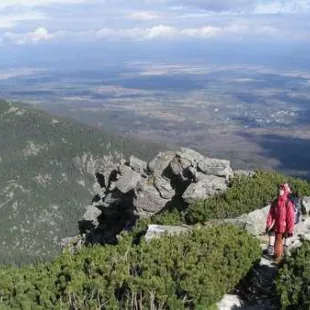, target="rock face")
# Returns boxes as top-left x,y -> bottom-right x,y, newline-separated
145,224 -> 191,241
198,158 -> 233,178
227,206 -> 270,236
67,148 -> 233,247
217,295 -> 243,310
302,197 -> 310,214
183,175 -> 227,204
